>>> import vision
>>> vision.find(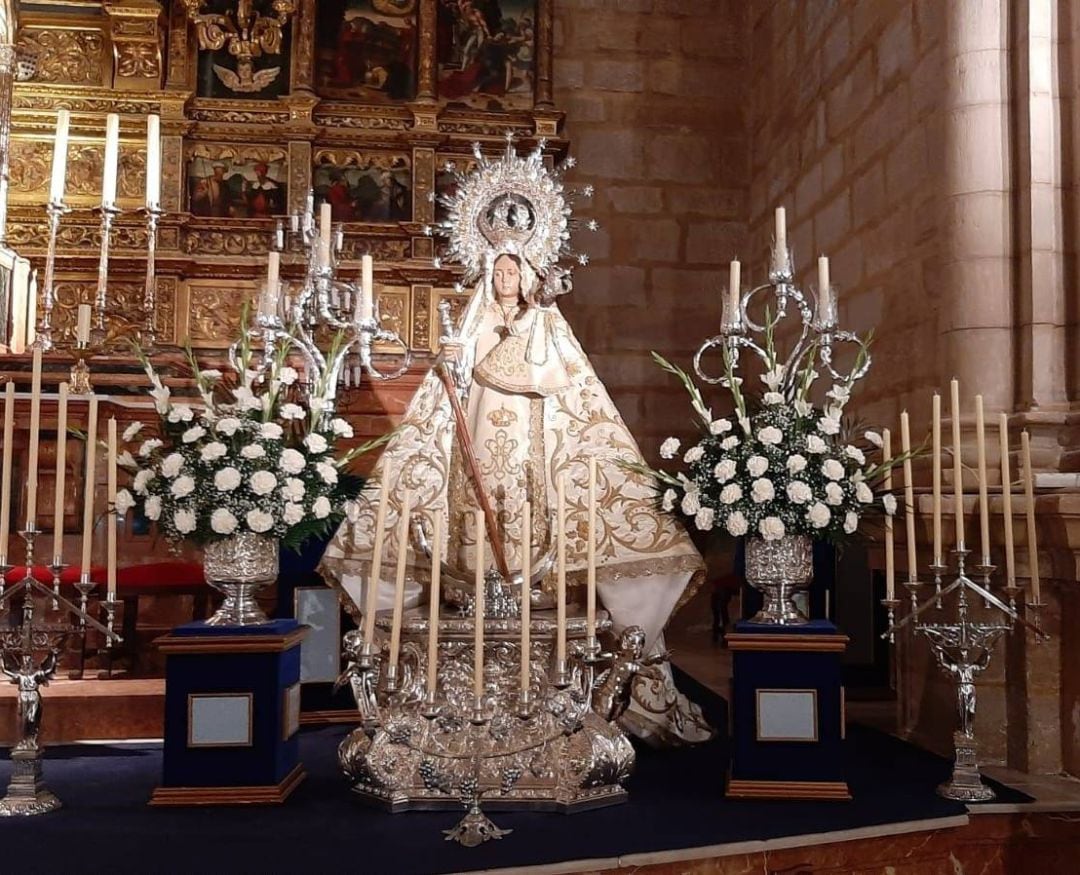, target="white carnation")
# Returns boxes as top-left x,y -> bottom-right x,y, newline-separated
683,445 -> 704,464
313,496 -> 332,519
661,488 -> 676,512
720,483 -> 743,504
114,489 -> 135,516
681,490 -> 701,515
806,435 -> 827,454
856,481 -> 874,504
725,510 -> 749,536
216,417 -> 241,436
807,502 -> 831,528
182,425 -> 206,444
751,478 -> 775,503
720,436 -> 740,450
709,419 -> 732,435
844,510 -> 859,534
245,509 -> 274,533
122,421 -> 144,442
280,403 -> 306,421
211,508 -> 238,535
241,443 -> 266,460
168,406 -> 195,424
759,516 -> 786,541
822,459 -> 845,480
139,438 -> 163,457
201,442 -> 228,463
282,478 -> 305,502
214,467 -> 242,492
280,448 -> 306,475
283,502 -> 305,525
331,418 -> 354,438
818,415 -> 841,436
844,445 -> 866,464
883,494 -> 898,515
758,426 -> 783,446
787,454 -> 807,474
278,365 -> 299,386
161,453 -> 184,478
250,470 -> 278,496
170,475 -> 195,499
694,507 -> 715,531
825,482 -> 845,505
763,392 -> 785,406
786,480 -> 813,504
133,469 -> 154,495
316,461 -> 339,485
173,509 -> 197,534
713,459 -> 737,483
747,455 -> 769,477
304,433 -> 329,454
864,430 -> 883,448
260,422 -> 284,440
145,495 -> 162,521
